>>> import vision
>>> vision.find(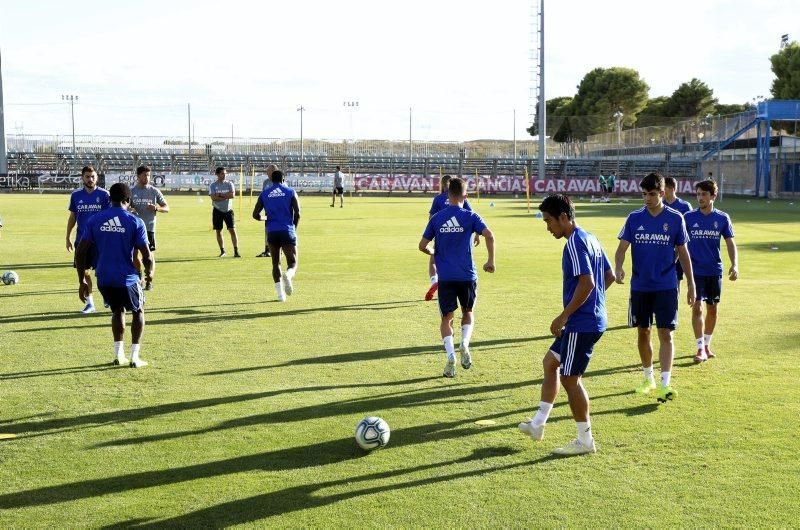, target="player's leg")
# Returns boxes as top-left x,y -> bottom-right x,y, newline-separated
632,291 -> 656,393
215,229 -> 225,256
111,308 -> 126,365
257,223 -> 271,257
280,239 -> 297,296
330,188 -> 335,207
703,276 -> 722,358
144,231 -> 156,290
126,282 -> 147,367
425,254 -> 438,301
691,300 -> 706,362
654,289 -> 679,401
438,282 -> 458,377
457,282 -> 476,368
519,344 -> 561,441
268,241 -> 285,301
339,188 -> 344,207
213,209 -> 225,256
